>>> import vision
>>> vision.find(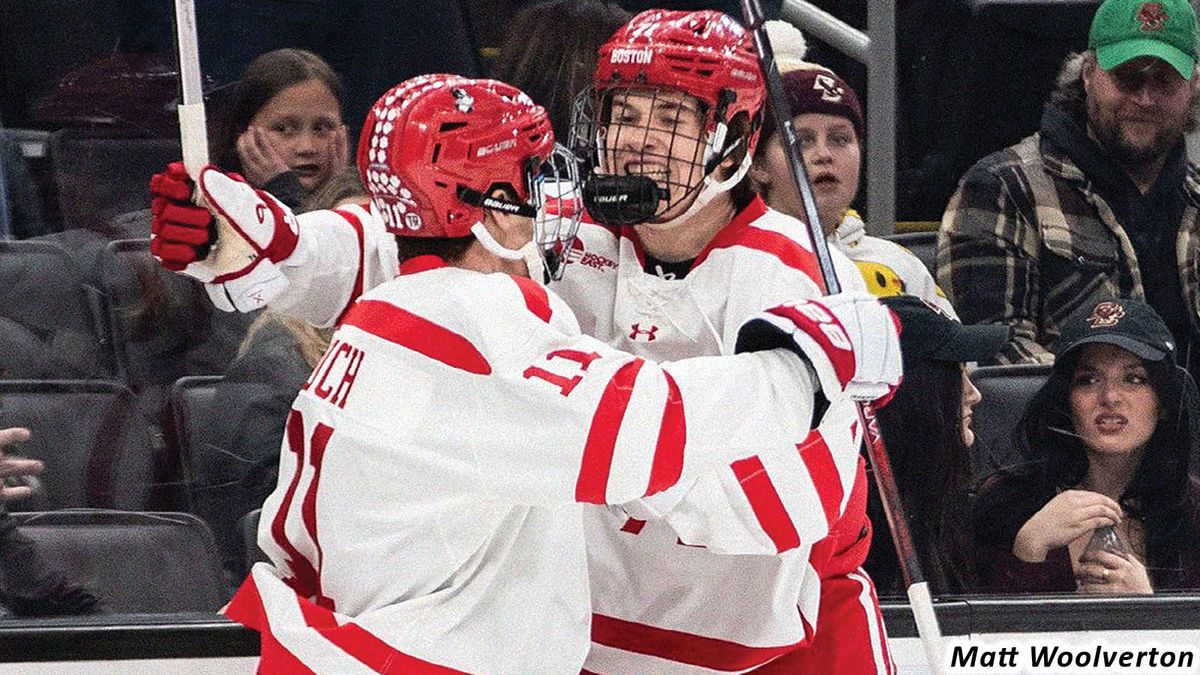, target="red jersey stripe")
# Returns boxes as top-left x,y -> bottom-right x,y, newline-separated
273,410 -> 321,598
294,597 -> 469,673
591,613 -> 803,671
223,576 -> 317,675
645,372 -> 685,495
299,422 -> 335,609
731,455 -> 802,553
620,517 -> 647,534
510,275 -> 553,323
343,299 -> 492,375
333,207 -> 367,326
576,359 -> 644,503
799,434 -> 845,528
688,196 -> 823,285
